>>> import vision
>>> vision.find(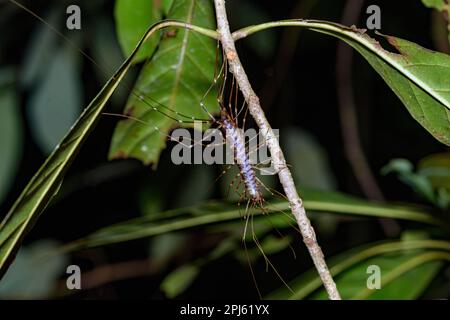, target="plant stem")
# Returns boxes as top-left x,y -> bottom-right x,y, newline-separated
213,0 -> 341,300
